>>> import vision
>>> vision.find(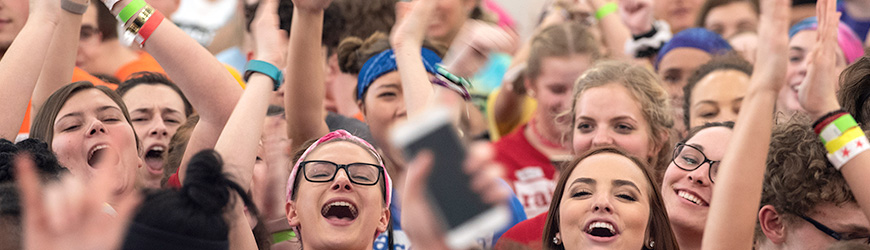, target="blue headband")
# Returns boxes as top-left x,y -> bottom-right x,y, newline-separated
356,48 -> 442,100
654,28 -> 733,70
